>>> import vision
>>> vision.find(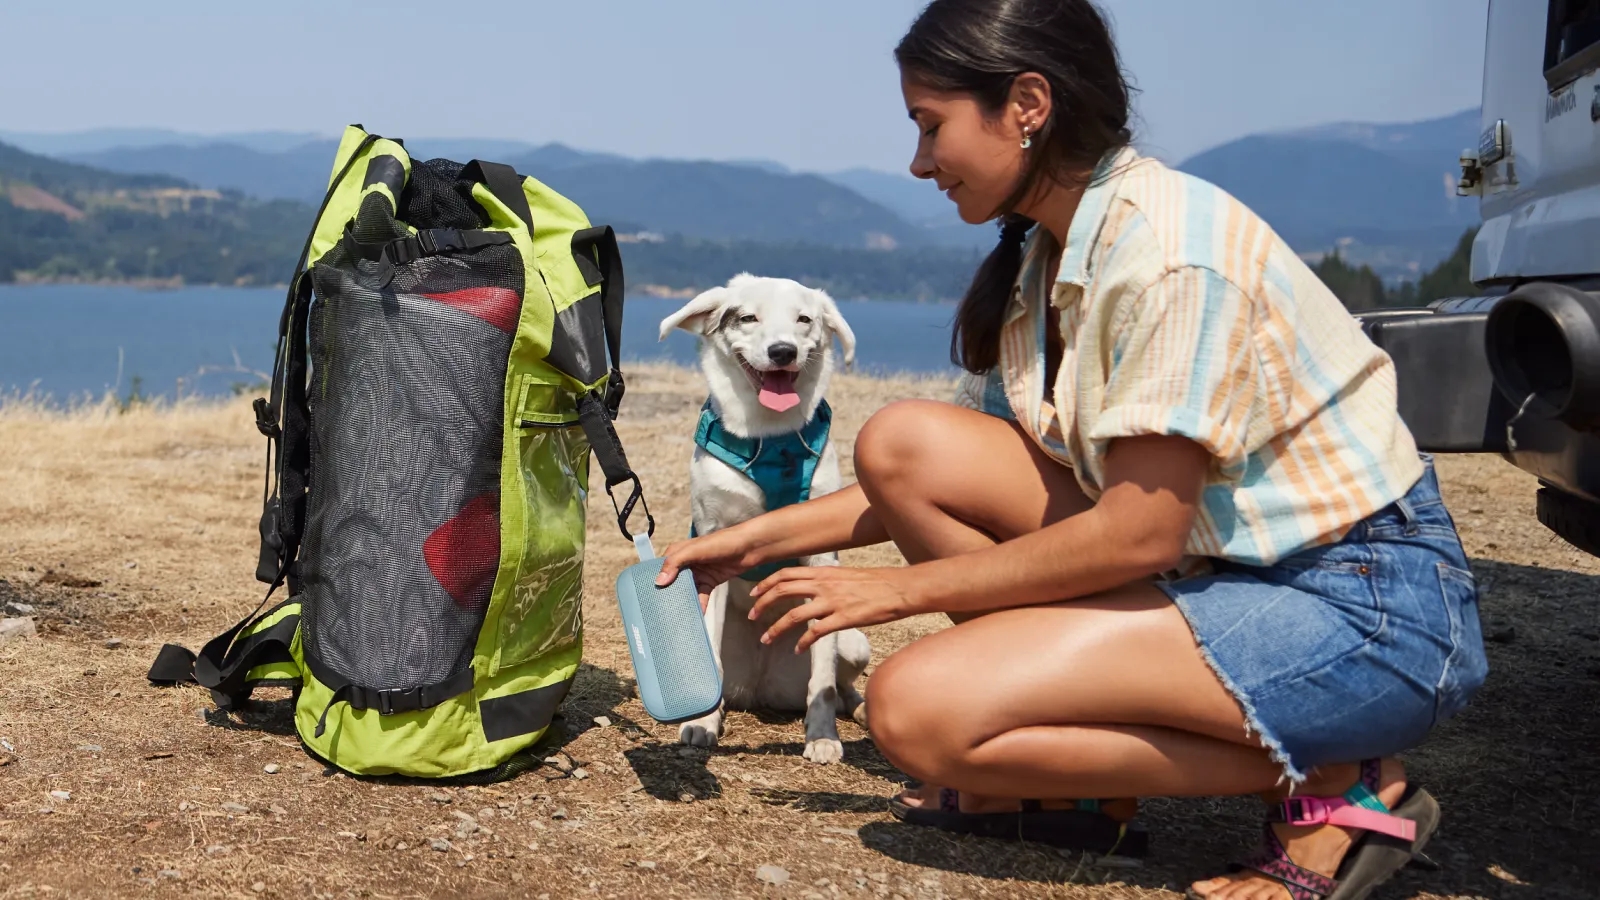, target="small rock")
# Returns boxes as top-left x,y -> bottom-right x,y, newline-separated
551,808 -> 568,820
337,831 -> 359,839
677,748 -> 697,758
77,744 -> 103,753
263,763 -> 280,774
205,845 -> 230,856
0,617 -> 37,646
756,865 -> 791,886
869,872 -> 889,883
544,755 -> 572,772
1488,625 -> 1517,644
571,767 -> 589,780
103,638 -> 125,650
431,838 -> 451,852
49,790 -> 70,801
428,792 -> 451,804
158,870 -> 183,880
251,882 -> 266,893
638,860 -> 657,870
221,802 -> 249,814
394,841 -> 409,851
5,603 -> 36,616
679,792 -> 695,803
477,807 -> 495,820
451,811 -> 478,824
593,716 -> 612,728
194,707 -> 209,724
125,561 -> 138,569
267,804 -> 287,816
178,801 -> 191,812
